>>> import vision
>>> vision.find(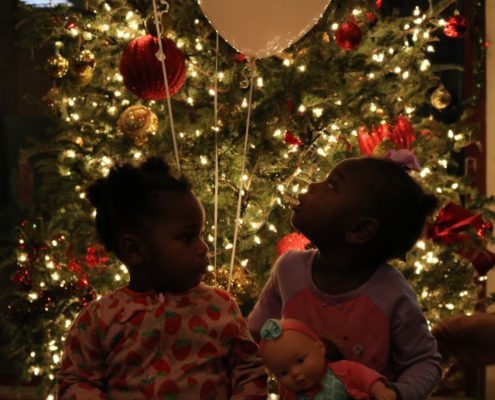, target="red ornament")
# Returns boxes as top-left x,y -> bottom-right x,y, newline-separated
276,233 -> 311,256
120,34 -> 186,101
367,12 -> 376,24
284,130 -> 303,147
443,15 -> 468,38
375,0 -> 383,8
335,19 -> 362,50
428,203 -> 495,275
